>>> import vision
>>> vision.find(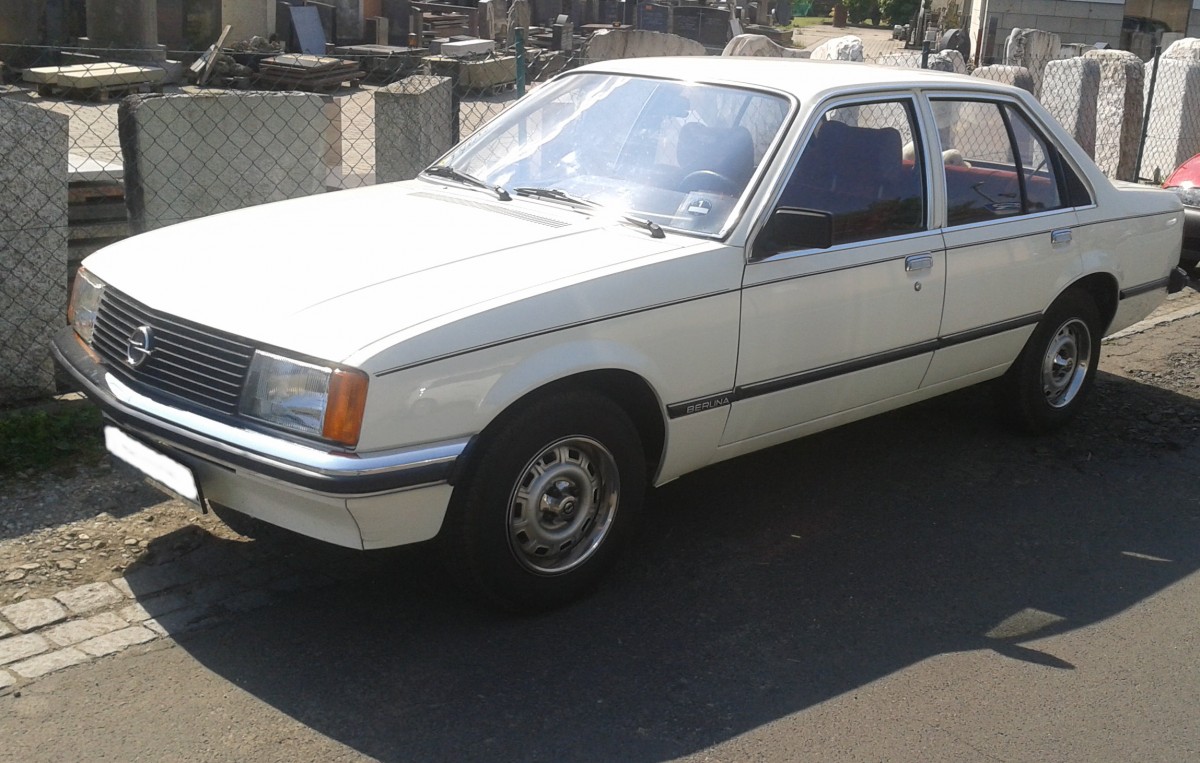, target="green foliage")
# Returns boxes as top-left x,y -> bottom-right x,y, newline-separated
845,0 -> 871,23
880,0 -> 919,25
809,0 -> 835,17
0,401 -> 105,476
